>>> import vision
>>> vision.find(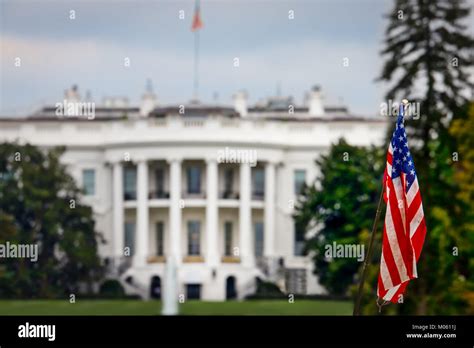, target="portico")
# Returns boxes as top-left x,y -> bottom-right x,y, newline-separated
110,156 -> 278,273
